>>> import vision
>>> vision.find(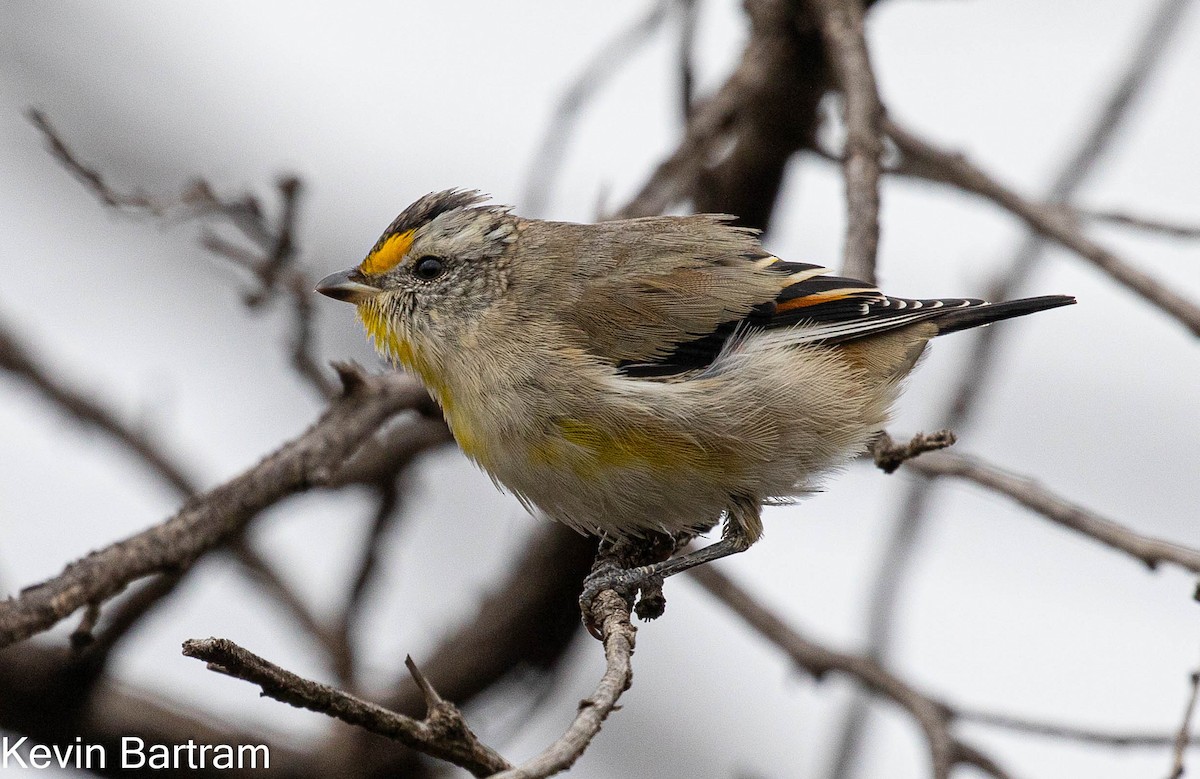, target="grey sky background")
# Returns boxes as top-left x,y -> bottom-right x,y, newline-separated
2,1 -> 1199,776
